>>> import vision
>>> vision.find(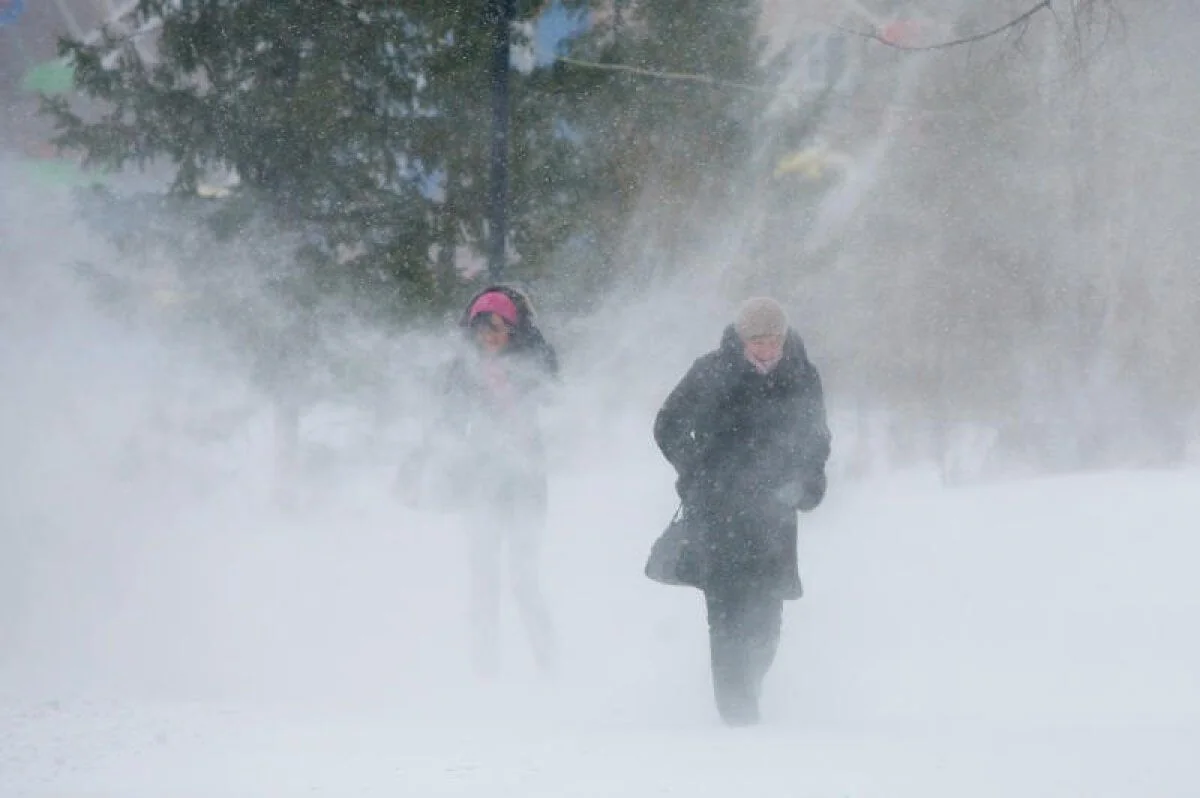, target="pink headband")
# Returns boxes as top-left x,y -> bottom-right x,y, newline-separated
468,291 -> 519,326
